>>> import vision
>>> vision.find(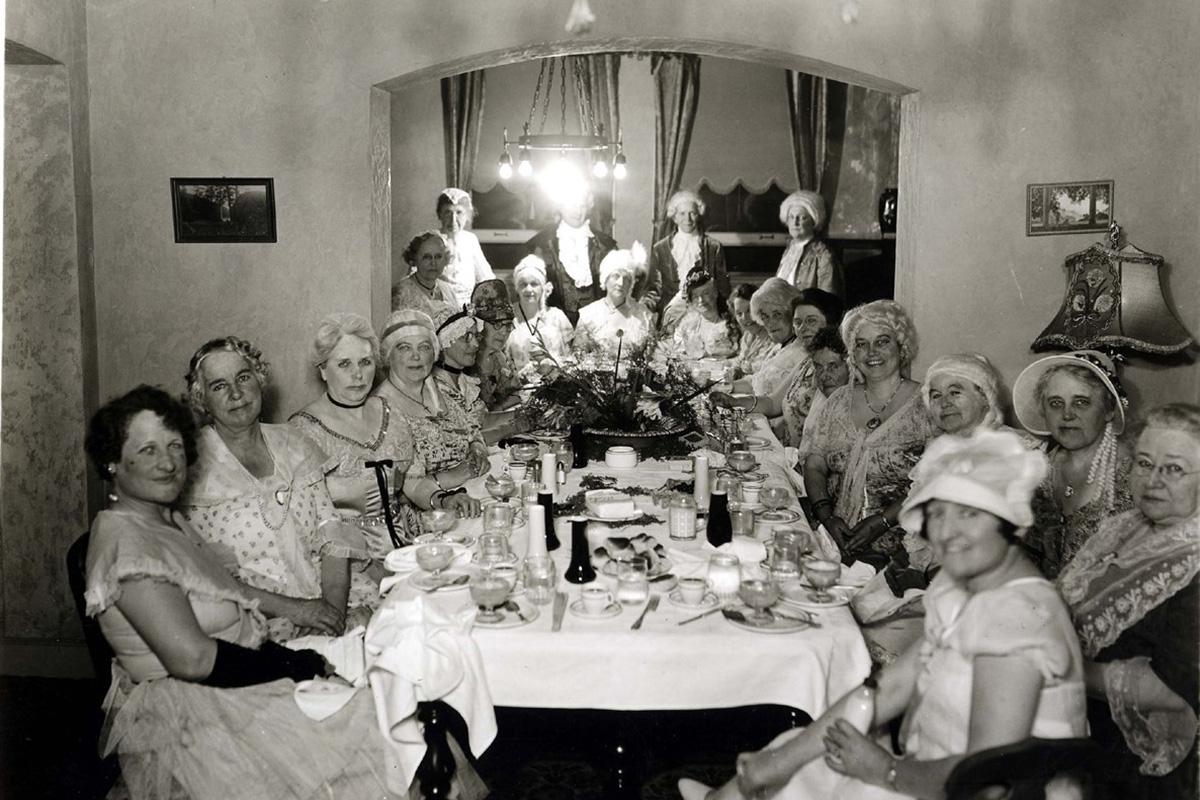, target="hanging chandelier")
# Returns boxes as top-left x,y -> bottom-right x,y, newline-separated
497,57 -> 626,183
